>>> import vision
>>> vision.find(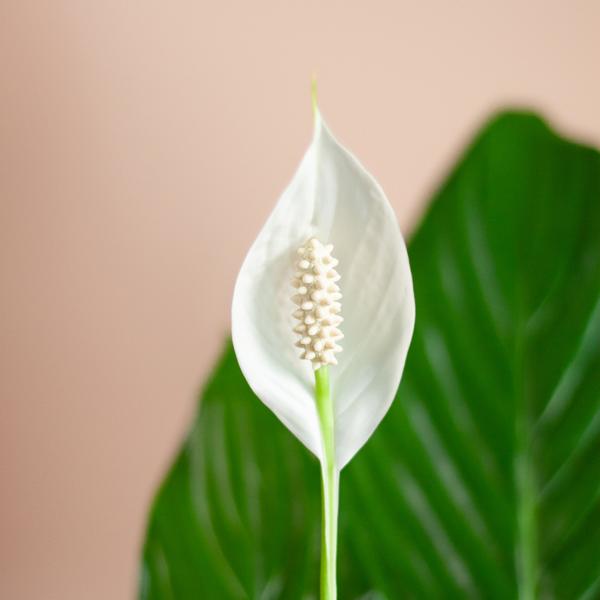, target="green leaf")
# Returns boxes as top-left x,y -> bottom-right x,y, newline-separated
139,112 -> 600,599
